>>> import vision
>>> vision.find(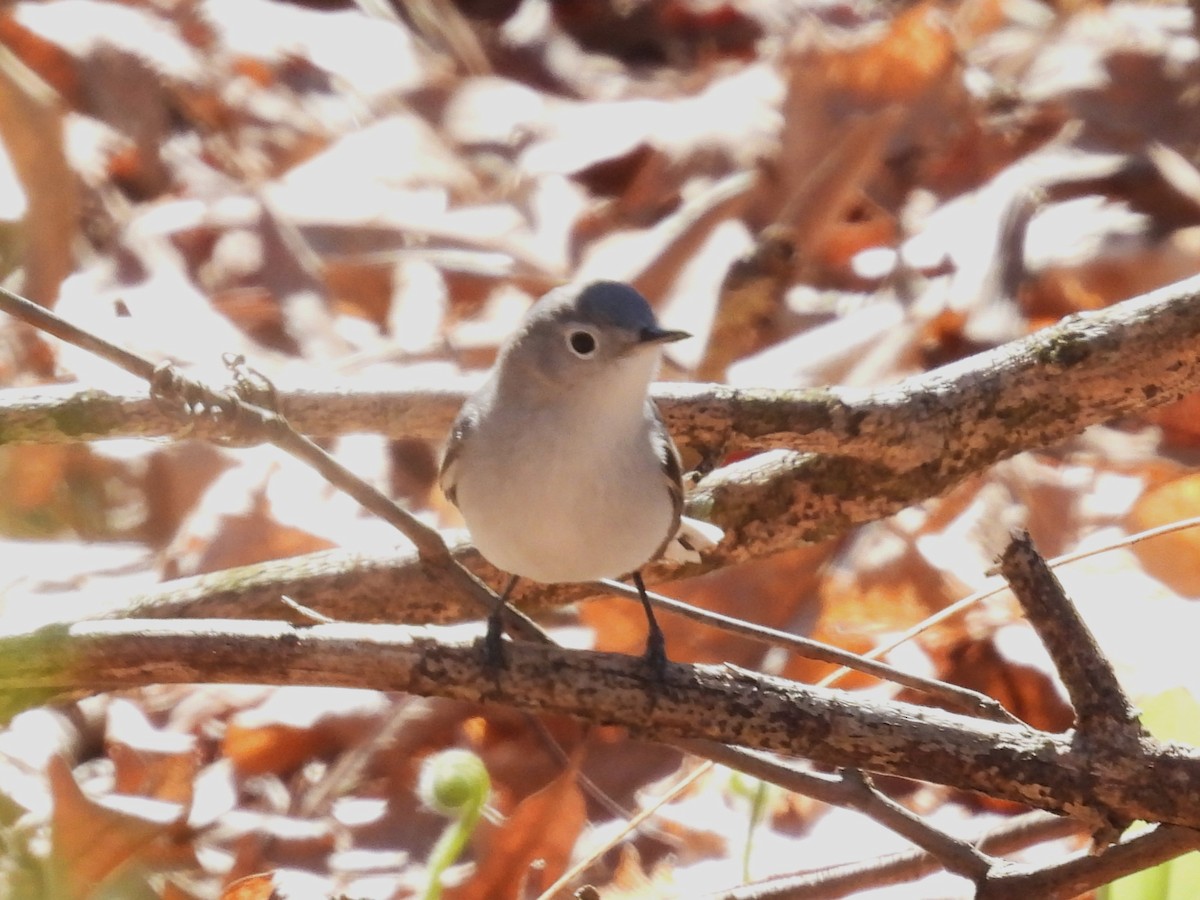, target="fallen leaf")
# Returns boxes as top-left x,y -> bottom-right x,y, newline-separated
48,754 -> 193,899
221,871 -> 280,900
